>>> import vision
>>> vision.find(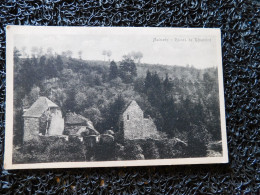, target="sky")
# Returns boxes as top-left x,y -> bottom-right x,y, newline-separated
14,31 -> 219,69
